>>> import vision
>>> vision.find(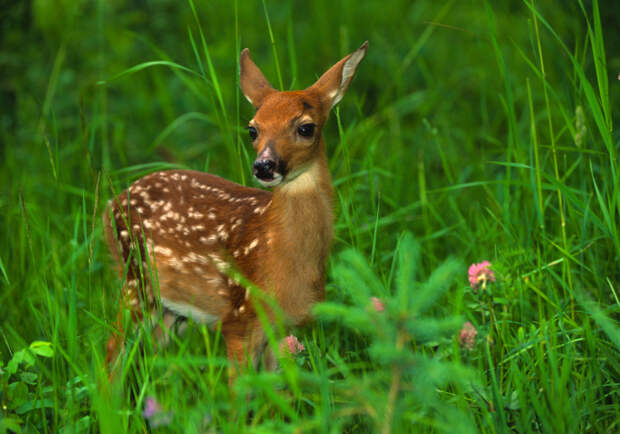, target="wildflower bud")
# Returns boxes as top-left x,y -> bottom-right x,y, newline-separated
370,296 -> 385,312
459,321 -> 477,351
280,335 -> 305,355
143,396 -> 171,428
